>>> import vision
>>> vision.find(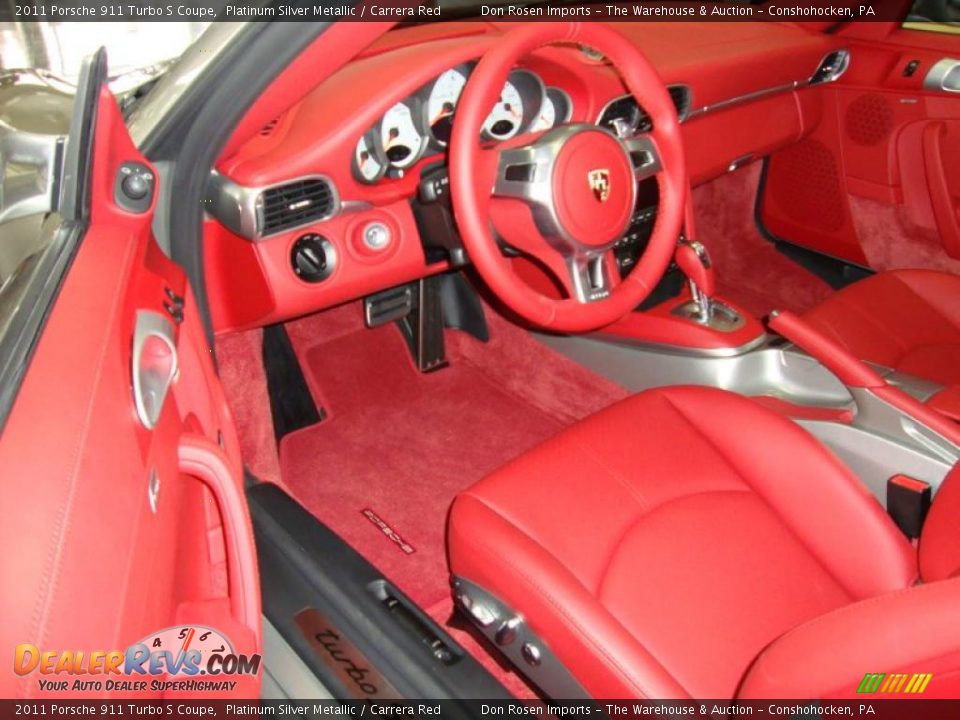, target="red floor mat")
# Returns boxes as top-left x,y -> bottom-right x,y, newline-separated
275,303 -> 627,696
694,162 -> 834,317
281,322 -> 566,608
